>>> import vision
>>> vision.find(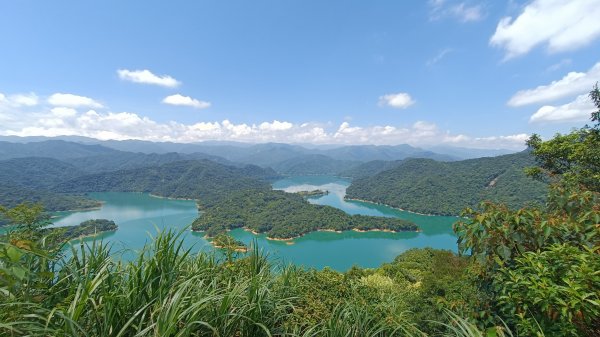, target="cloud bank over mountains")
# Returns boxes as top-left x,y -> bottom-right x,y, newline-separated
0,91 -> 526,150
